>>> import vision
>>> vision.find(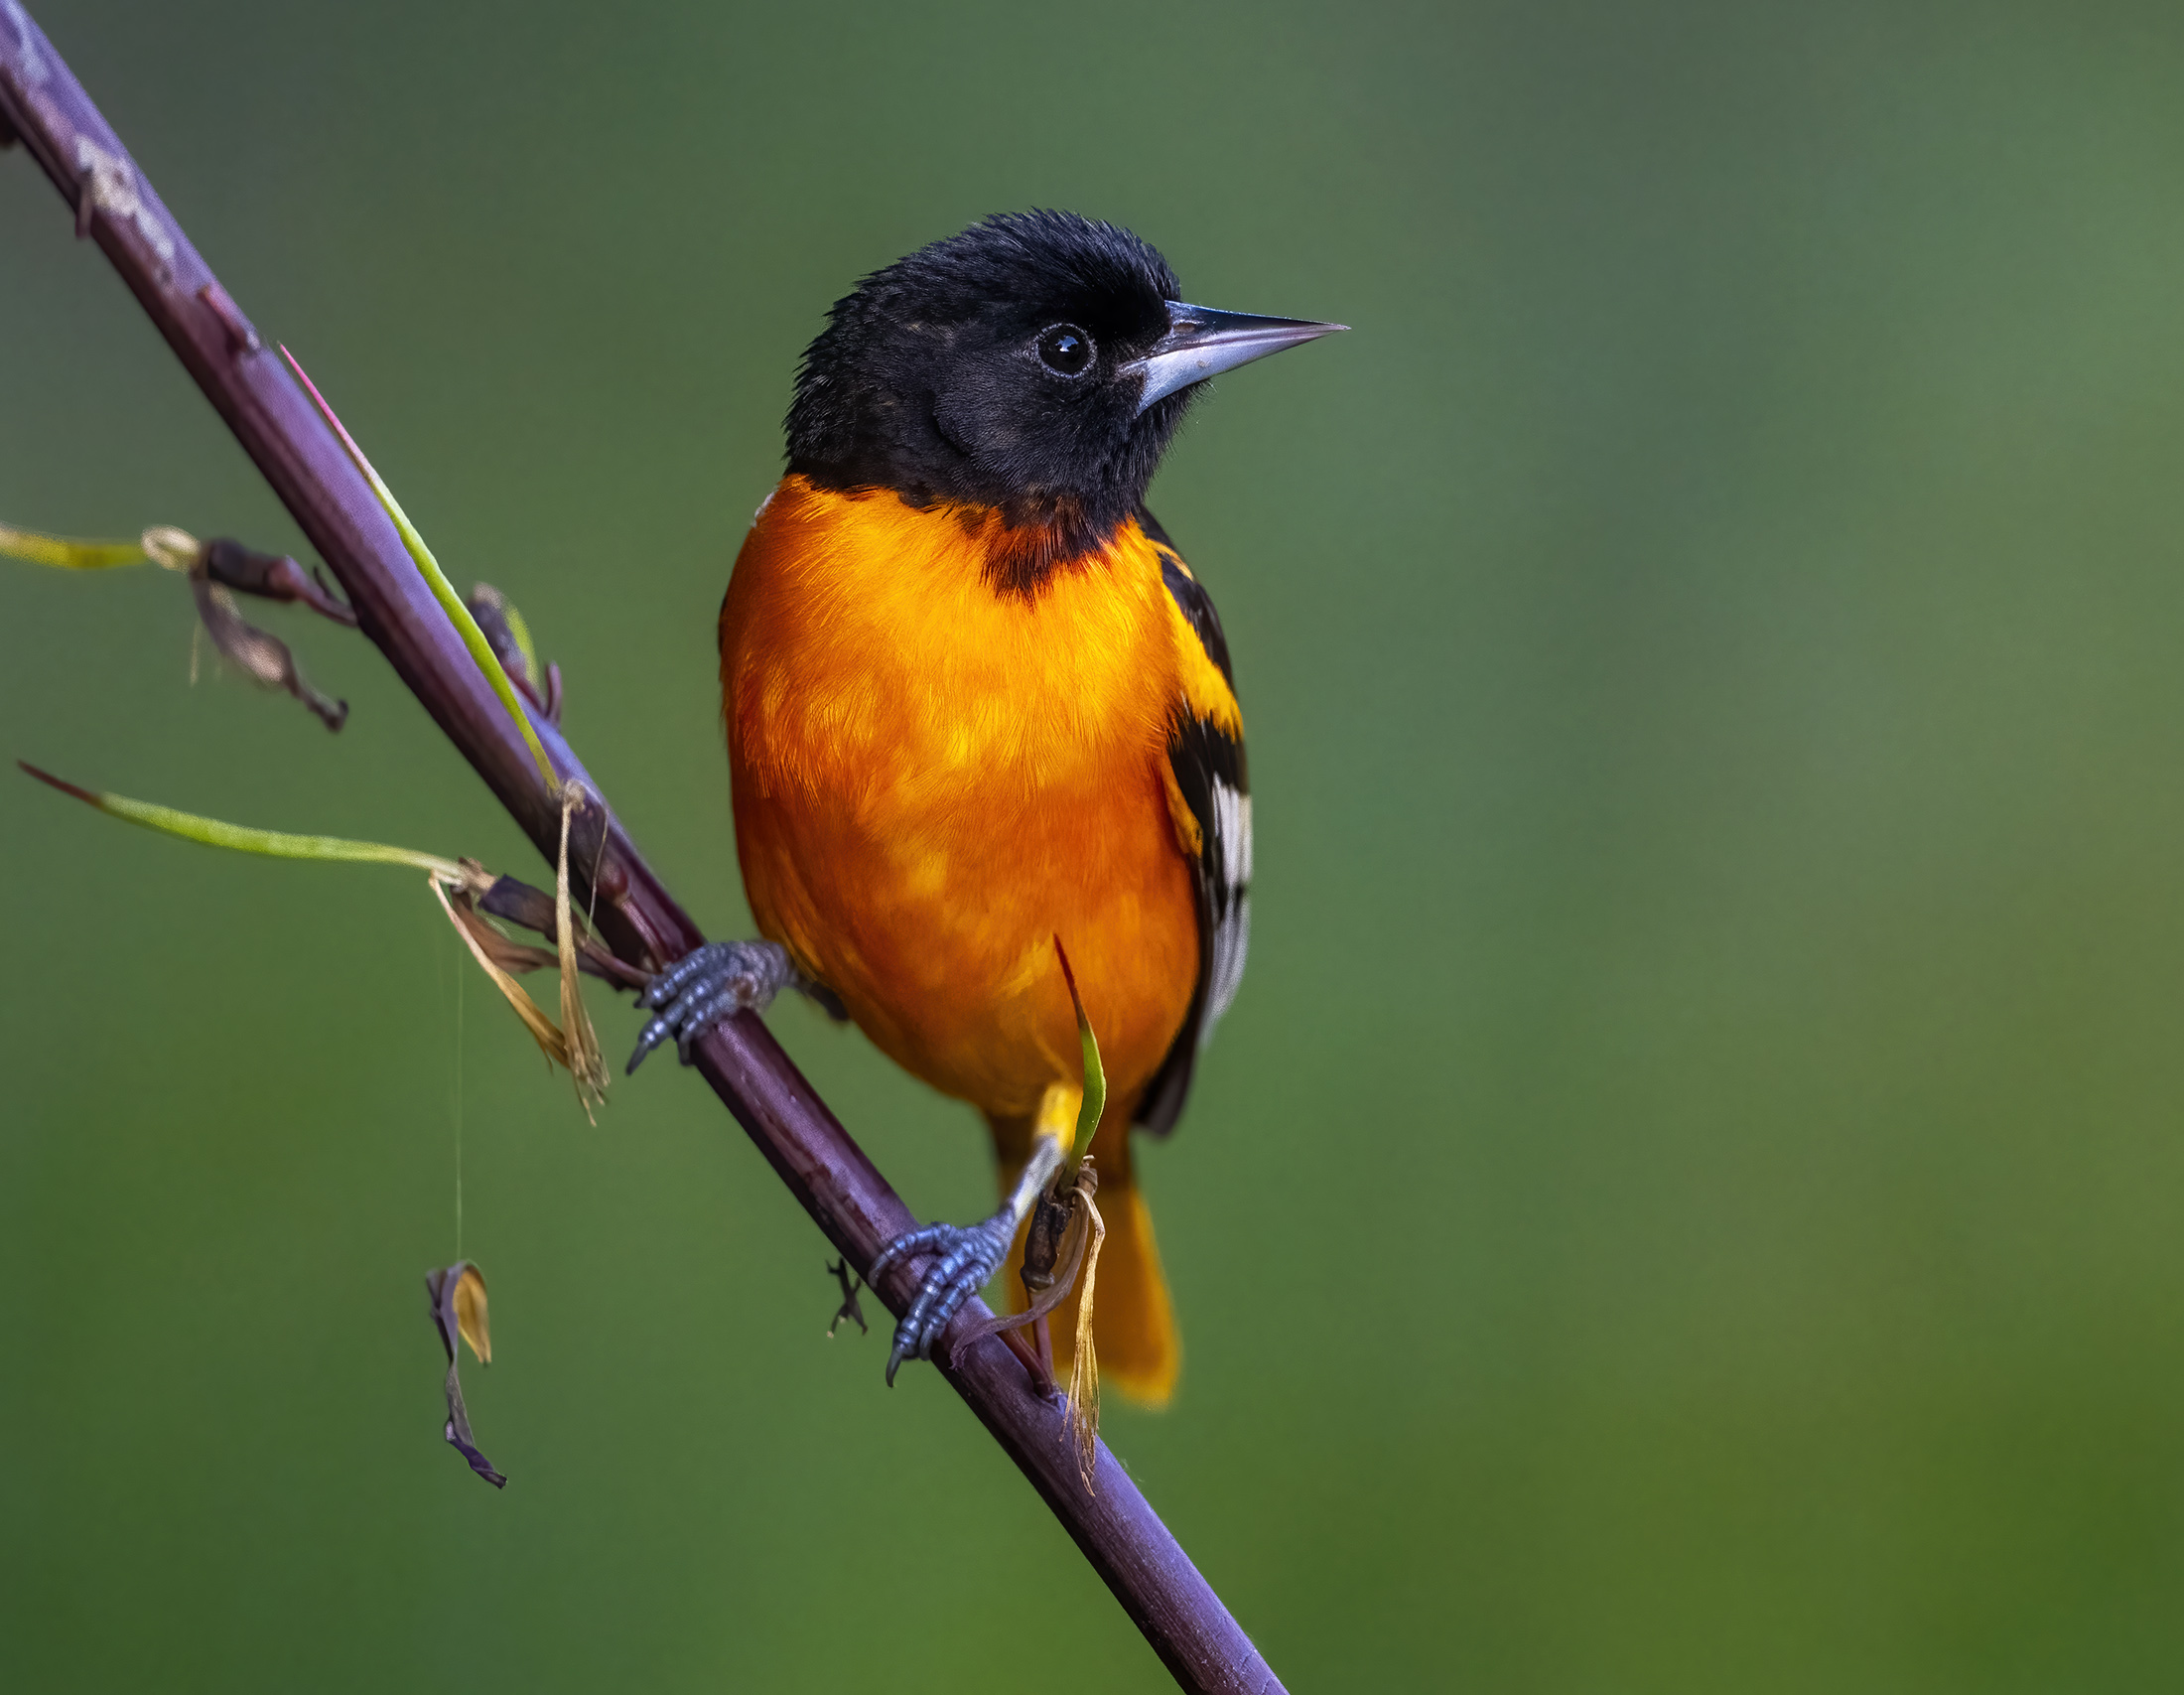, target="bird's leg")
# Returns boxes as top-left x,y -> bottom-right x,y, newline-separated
872,1136 -> 1061,1387
625,939 -> 820,1073
871,1081 -> 1081,1385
